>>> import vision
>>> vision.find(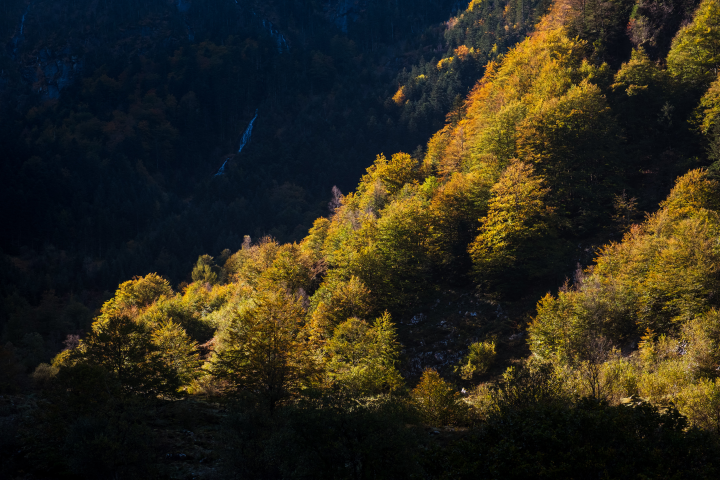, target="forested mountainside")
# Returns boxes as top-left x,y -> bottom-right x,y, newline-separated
0,0 -> 461,289
4,0 -> 720,477
0,0 -> 551,353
